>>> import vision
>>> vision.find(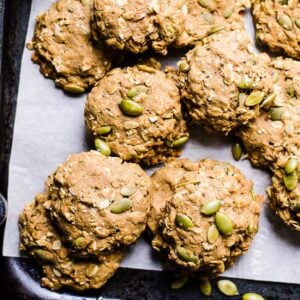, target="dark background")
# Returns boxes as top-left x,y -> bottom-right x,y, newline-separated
0,0 -> 299,299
